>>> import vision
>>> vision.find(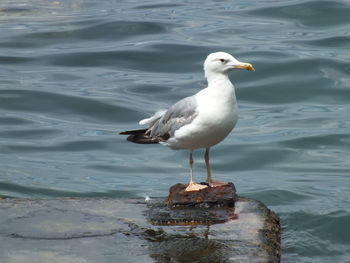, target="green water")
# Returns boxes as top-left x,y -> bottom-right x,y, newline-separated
0,0 -> 349,262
